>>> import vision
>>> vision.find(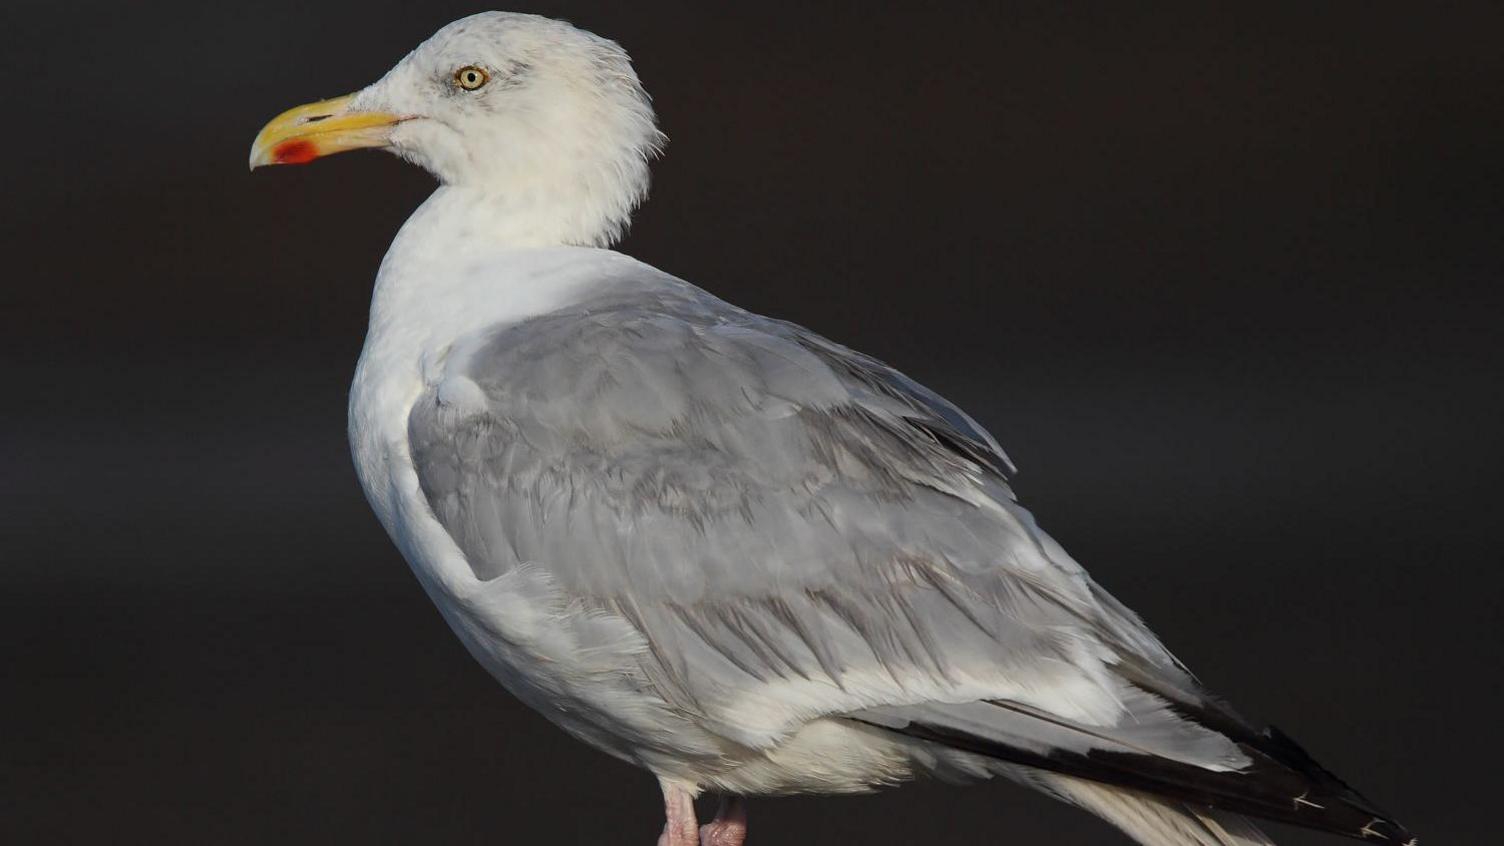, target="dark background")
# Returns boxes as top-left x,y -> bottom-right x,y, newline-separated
3,1 -> 1500,843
